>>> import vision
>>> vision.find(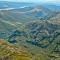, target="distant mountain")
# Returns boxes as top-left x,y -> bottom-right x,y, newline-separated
37,3 -> 60,12
0,1 -> 34,9
0,5 -> 58,23
0,1 -> 60,12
